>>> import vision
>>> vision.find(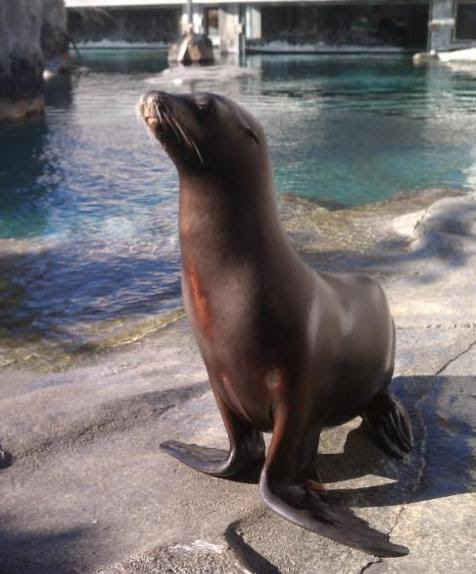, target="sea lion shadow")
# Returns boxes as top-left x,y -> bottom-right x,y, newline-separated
235,375 -> 475,510
316,424 -> 415,508
0,524 -> 89,573
318,375 -> 475,509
